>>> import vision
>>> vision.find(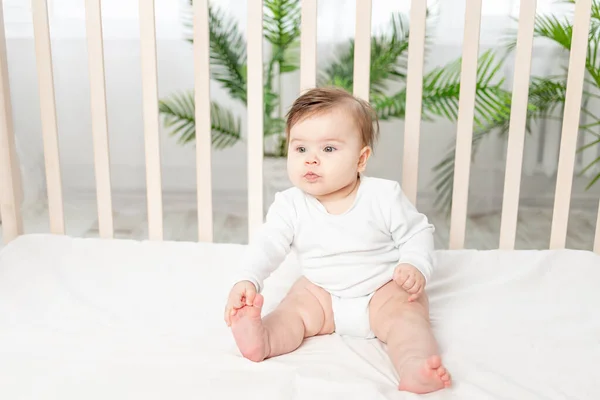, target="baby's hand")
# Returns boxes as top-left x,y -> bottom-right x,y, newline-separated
224,280 -> 257,327
393,264 -> 425,302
